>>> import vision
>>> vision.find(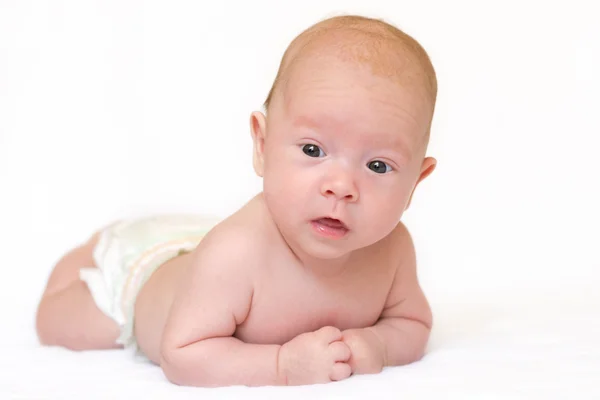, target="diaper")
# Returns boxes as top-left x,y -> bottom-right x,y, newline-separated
79,214 -> 219,352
